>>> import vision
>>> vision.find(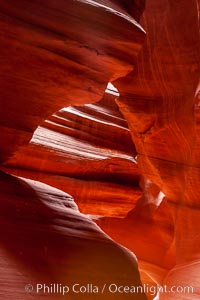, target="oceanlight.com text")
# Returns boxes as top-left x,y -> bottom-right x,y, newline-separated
25,282 -> 194,297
